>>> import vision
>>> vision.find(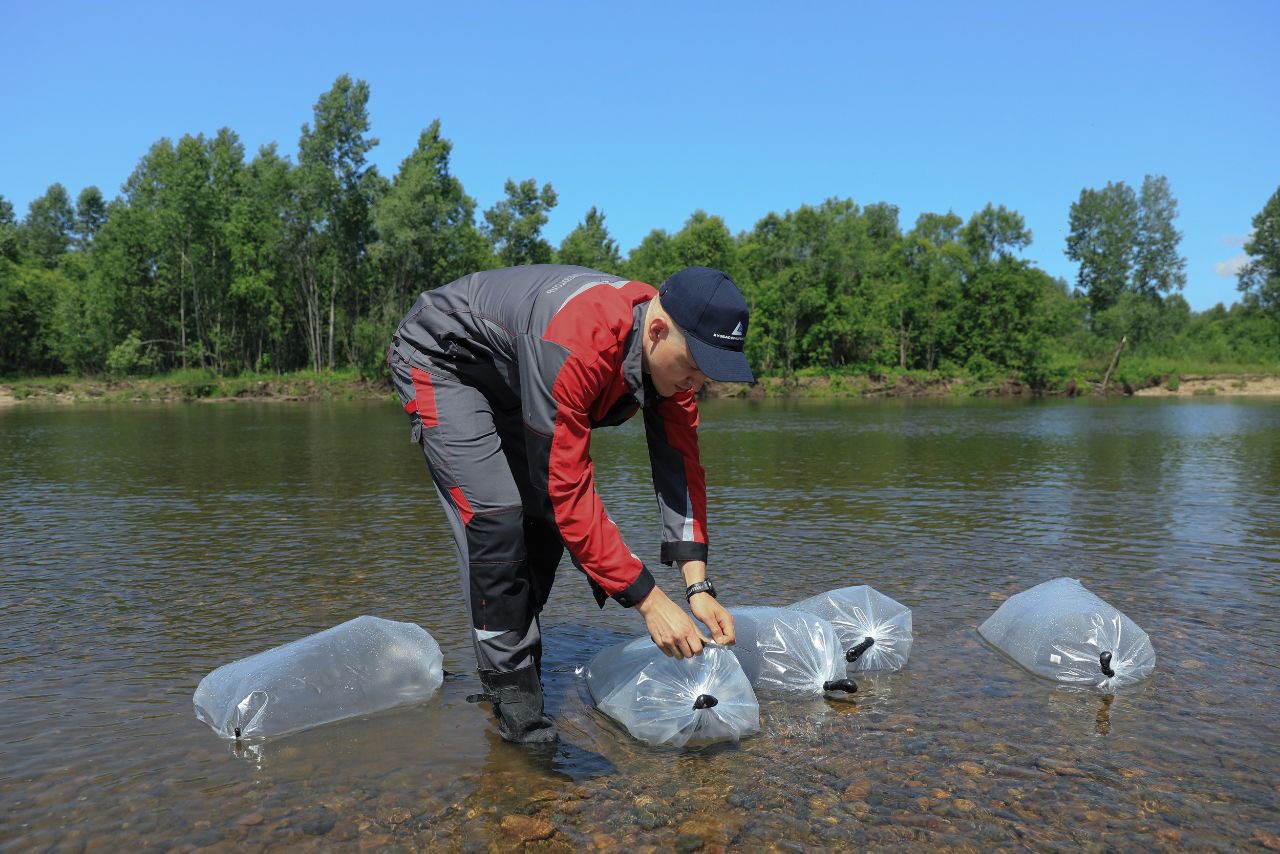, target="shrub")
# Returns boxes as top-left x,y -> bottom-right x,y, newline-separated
105,332 -> 158,377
